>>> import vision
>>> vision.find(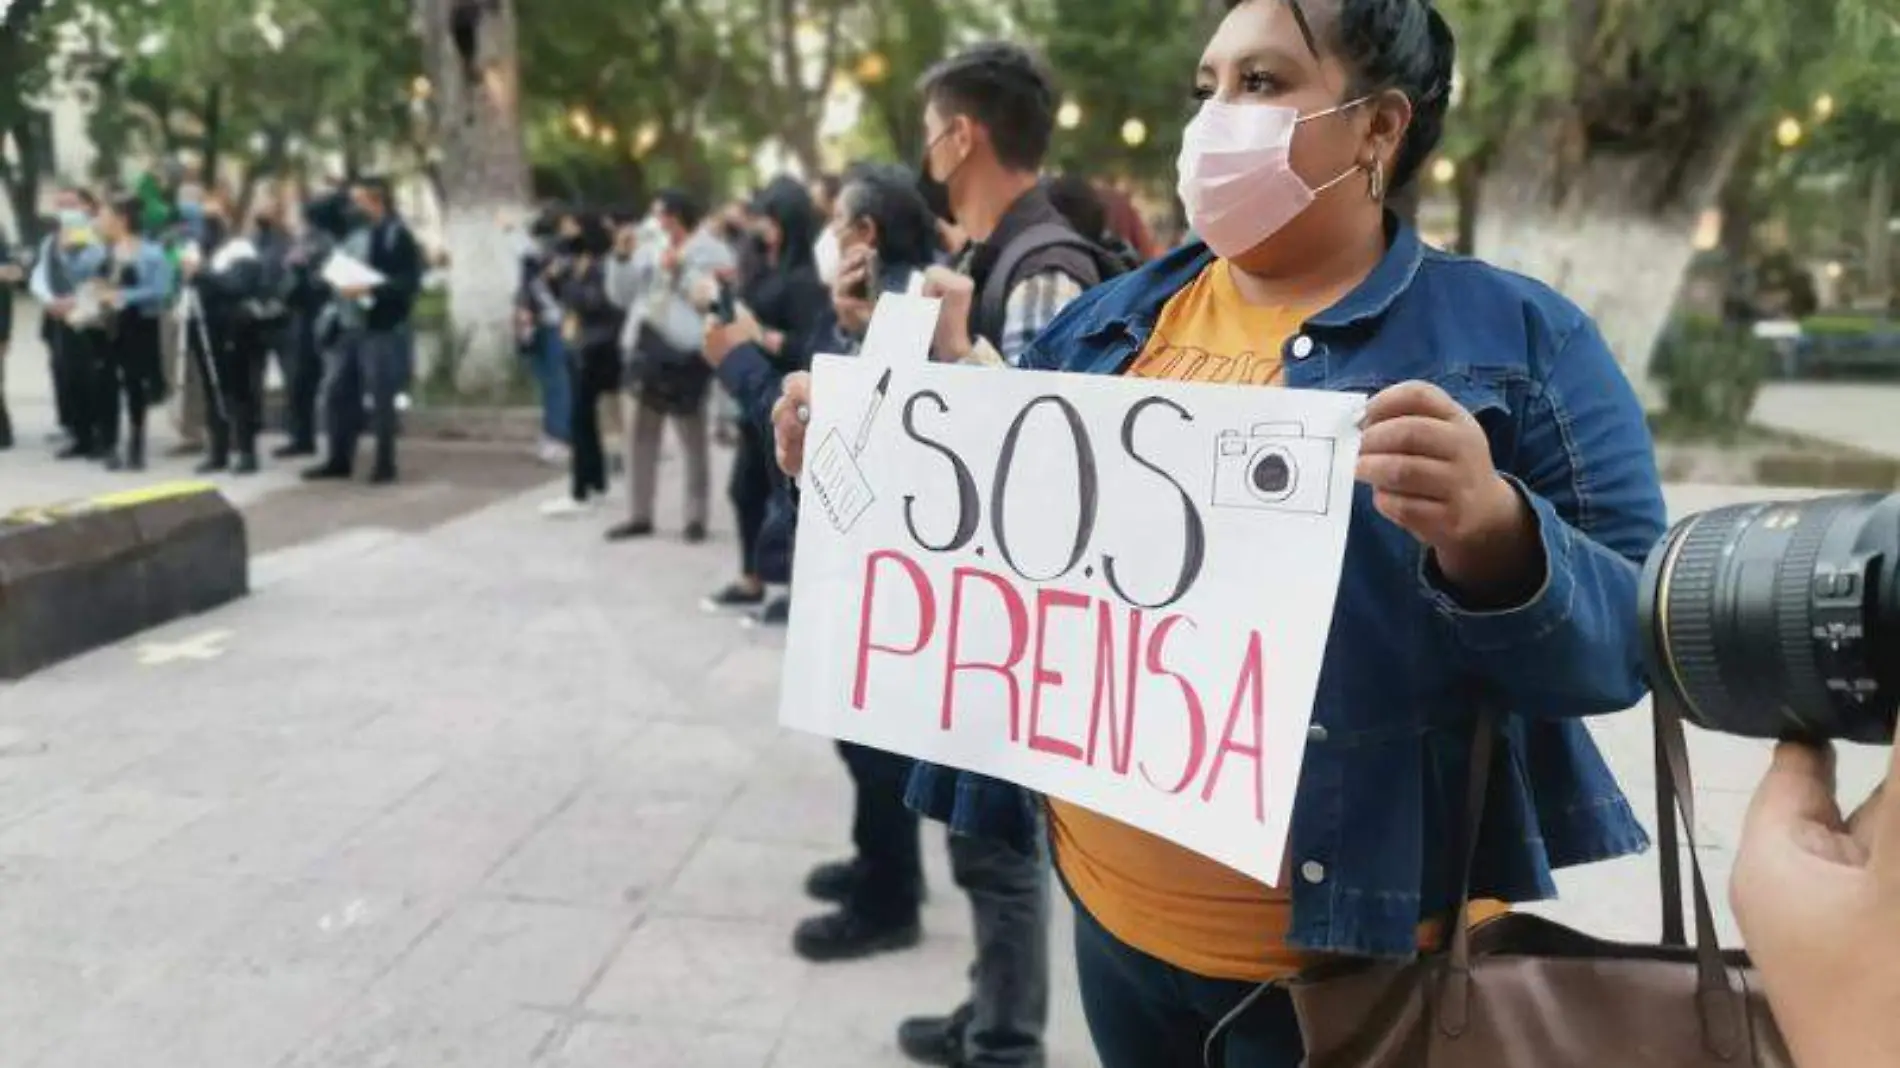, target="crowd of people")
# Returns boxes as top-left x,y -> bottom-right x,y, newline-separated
512,145 -> 1152,636
0,173 -> 423,483
2,0 -> 1893,1063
